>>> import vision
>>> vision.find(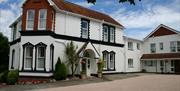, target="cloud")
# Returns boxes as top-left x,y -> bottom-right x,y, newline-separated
111,0 -> 180,39
0,1 -> 22,40
75,2 -> 94,8
0,0 -> 7,3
